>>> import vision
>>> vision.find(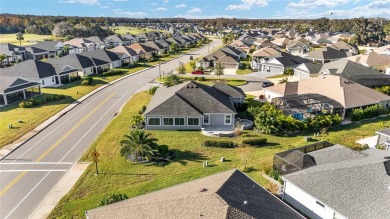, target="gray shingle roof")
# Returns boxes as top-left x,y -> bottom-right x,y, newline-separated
212,83 -> 245,98
47,53 -> 95,72
26,41 -> 62,52
86,169 -> 304,219
79,49 -> 120,66
271,52 -> 311,68
0,60 -> 57,79
305,47 -> 352,61
0,43 -> 26,56
284,146 -> 390,219
144,81 -> 237,116
0,76 -> 40,94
